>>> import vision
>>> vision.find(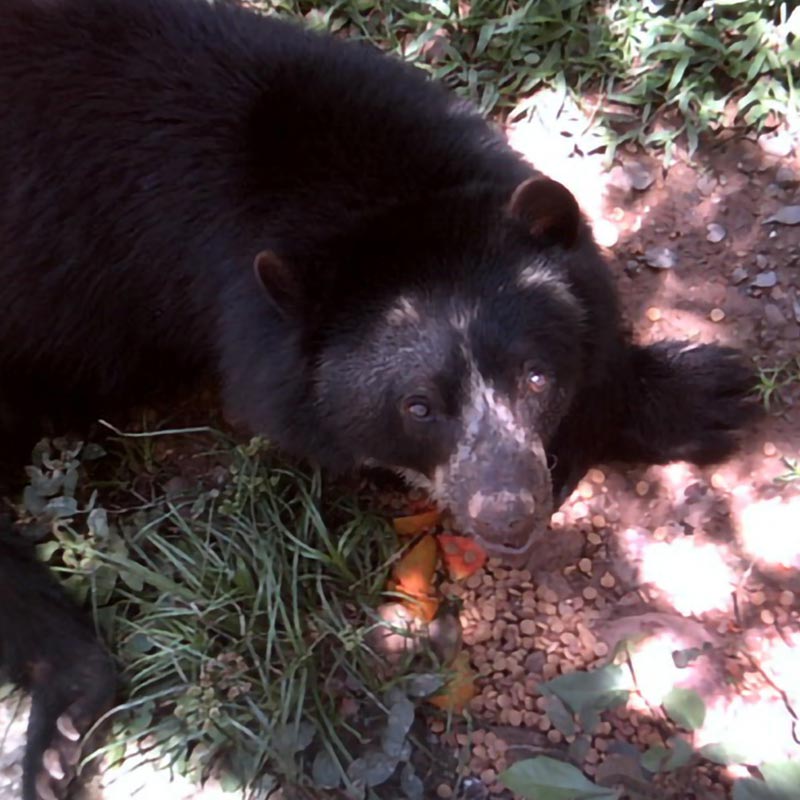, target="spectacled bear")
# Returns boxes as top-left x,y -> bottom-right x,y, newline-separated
0,0 -> 758,797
